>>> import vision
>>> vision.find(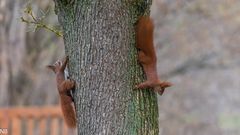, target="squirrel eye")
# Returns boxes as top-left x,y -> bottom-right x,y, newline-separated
58,61 -> 62,66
